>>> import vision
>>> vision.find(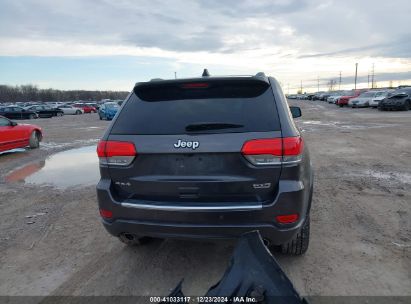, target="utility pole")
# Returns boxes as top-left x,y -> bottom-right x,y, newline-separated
174,72 -> 177,79
300,80 -> 303,94
339,71 -> 342,90
367,72 -> 370,88
317,76 -> 320,92
354,63 -> 358,90
371,63 -> 375,89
